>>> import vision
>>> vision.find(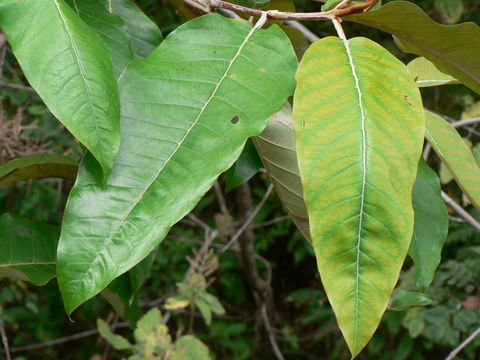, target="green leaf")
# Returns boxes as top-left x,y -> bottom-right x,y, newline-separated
57,14 -> 297,314
0,214 -> 59,286
347,1 -> 480,94
389,289 -> 433,311
0,0 -> 121,179
129,246 -> 158,293
434,0 -> 464,24
425,111 -> 480,210
107,0 -> 163,59
294,37 -> 425,357
97,318 -> 133,350
102,274 -> 140,325
409,160 -> 448,291
252,103 -> 310,240
134,308 -> 172,354
171,335 -> 211,360
407,57 -> 458,88
66,0 -> 134,78
195,297 -> 213,325
0,154 -> 78,186
224,139 -> 262,192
